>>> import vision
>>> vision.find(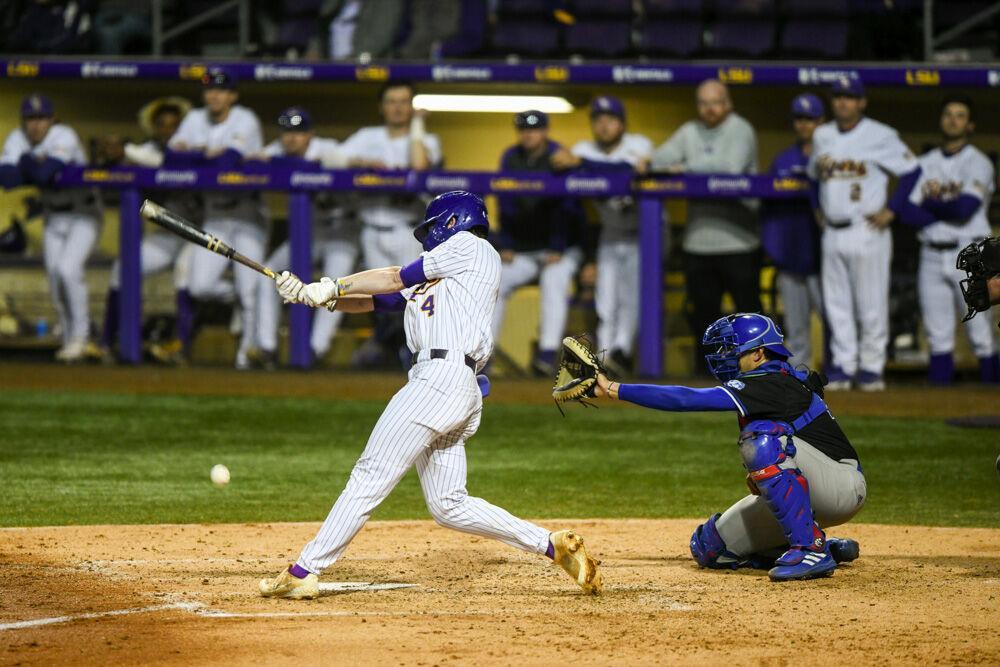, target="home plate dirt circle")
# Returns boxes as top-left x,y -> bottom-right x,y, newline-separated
1,519 -> 998,665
